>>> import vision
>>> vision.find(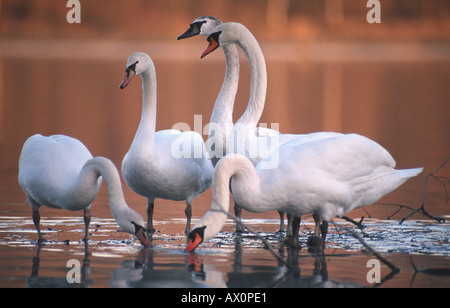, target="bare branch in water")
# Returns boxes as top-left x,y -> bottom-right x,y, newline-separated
337,224 -> 400,286
215,208 -> 296,270
399,156 -> 449,224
